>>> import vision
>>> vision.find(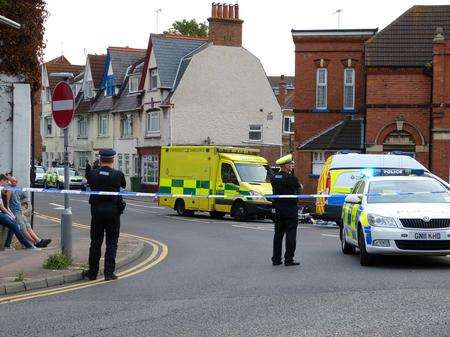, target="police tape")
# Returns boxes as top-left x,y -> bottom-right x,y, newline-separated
0,186 -> 447,199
